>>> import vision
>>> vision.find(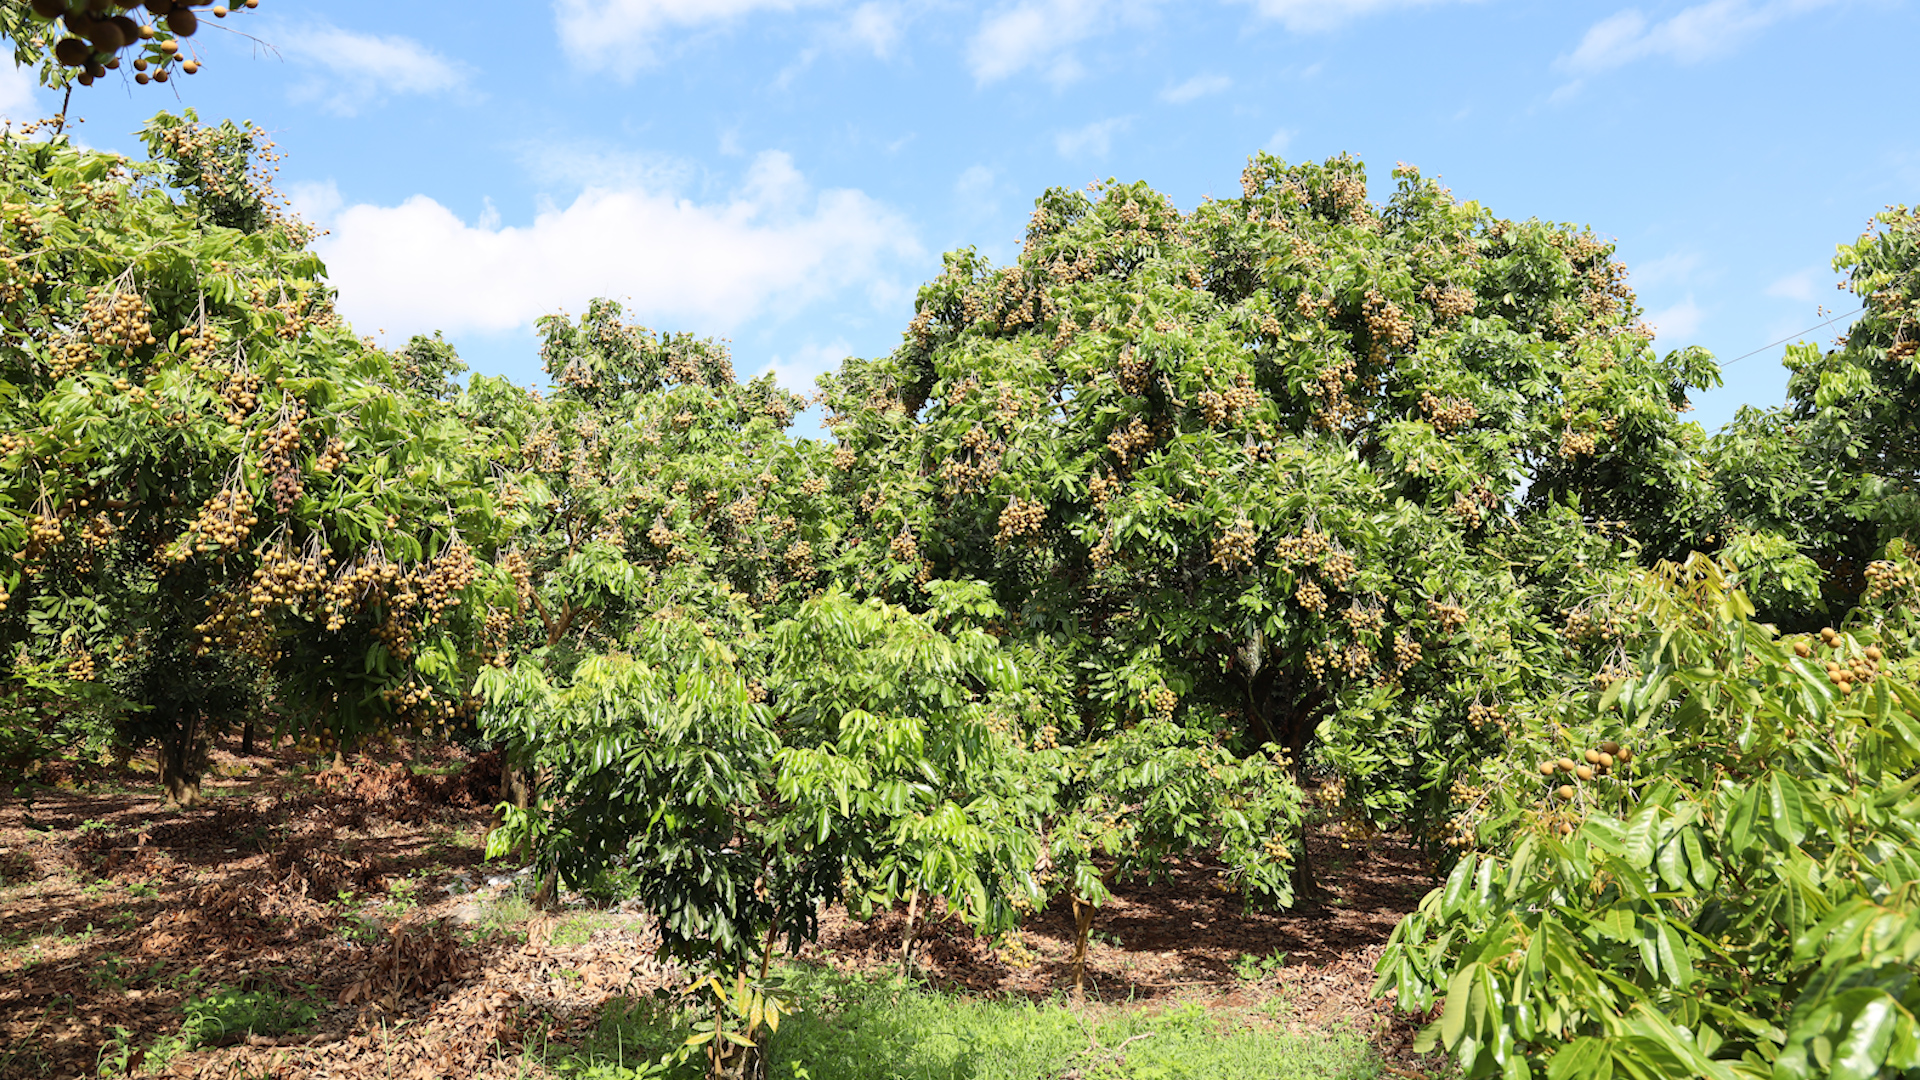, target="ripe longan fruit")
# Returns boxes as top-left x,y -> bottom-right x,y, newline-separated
1538,761 -> 1556,776
53,37 -> 91,66
1575,765 -> 1594,781
166,8 -> 198,35
1556,785 -> 1576,801
1596,752 -> 1614,768
1557,757 -> 1576,773
1867,646 -> 1884,662
1599,741 -> 1621,756
1584,748 -> 1602,764
1616,747 -> 1633,764
30,0 -> 65,18
1794,641 -> 1812,658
